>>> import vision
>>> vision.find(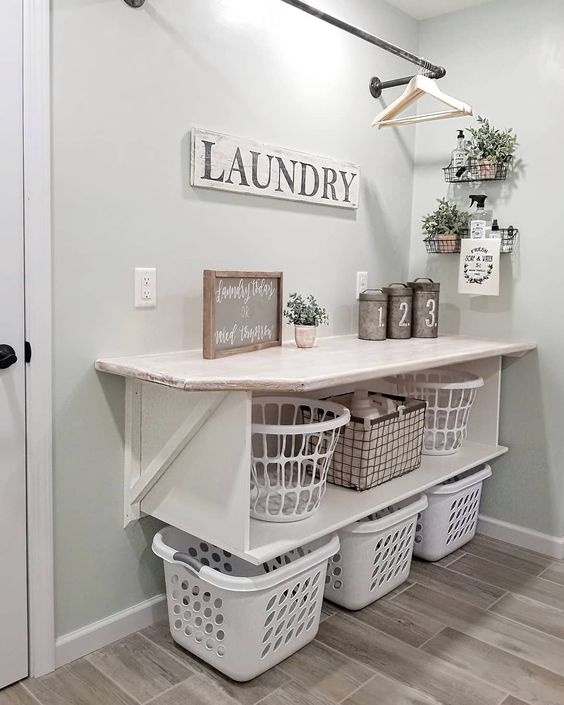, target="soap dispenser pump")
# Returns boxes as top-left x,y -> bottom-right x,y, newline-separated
468,194 -> 492,239
451,129 -> 468,178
